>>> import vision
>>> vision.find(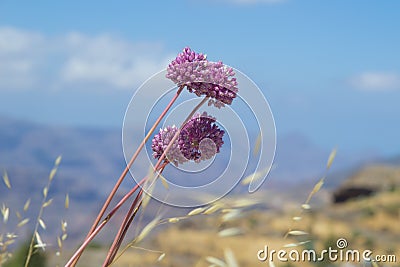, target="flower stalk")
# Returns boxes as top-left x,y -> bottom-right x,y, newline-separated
66,47 -> 238,266
67,86 -> 184,266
